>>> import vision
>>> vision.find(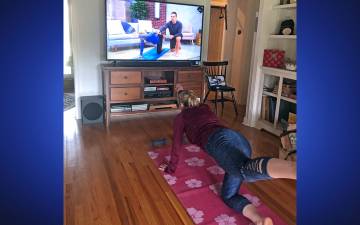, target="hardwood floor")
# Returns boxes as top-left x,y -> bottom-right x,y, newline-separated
64,105 -> 296,225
